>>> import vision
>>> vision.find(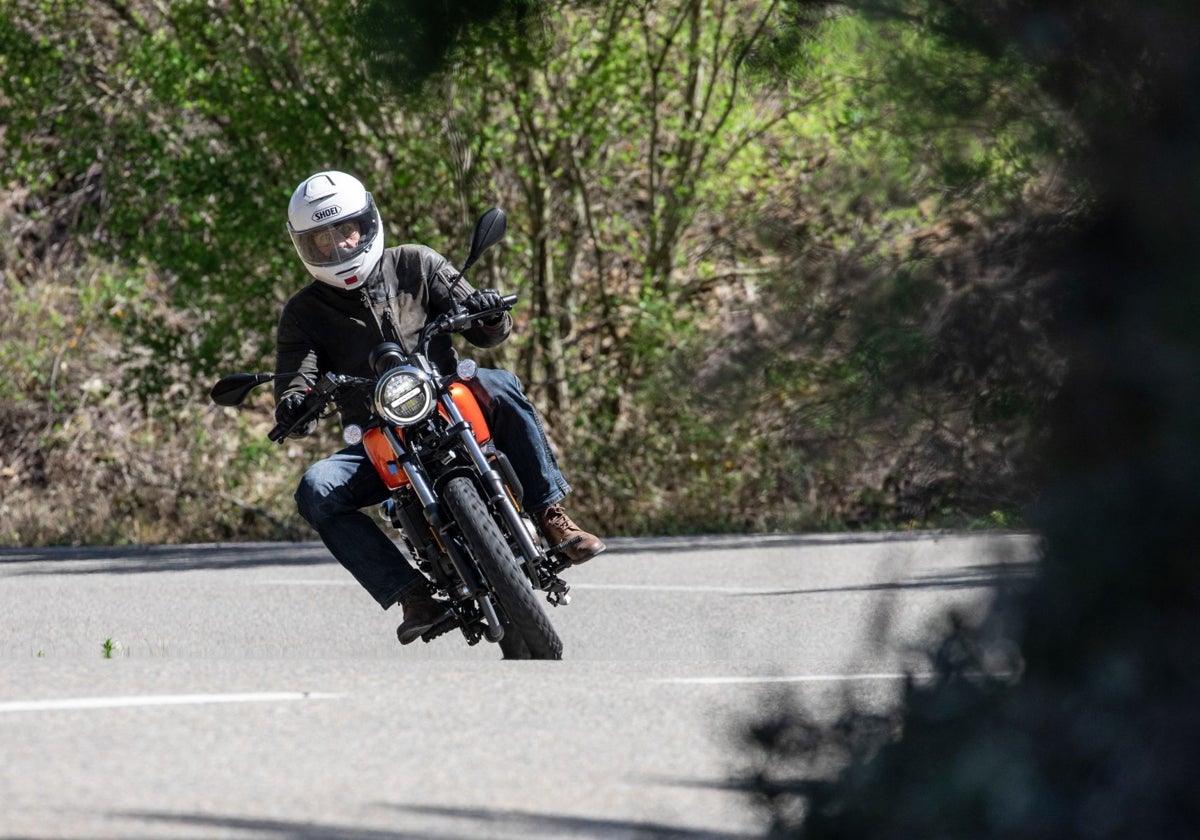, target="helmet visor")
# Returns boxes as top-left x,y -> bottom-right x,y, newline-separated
290,200 -> 380,267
